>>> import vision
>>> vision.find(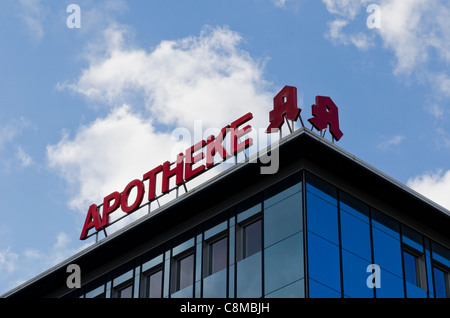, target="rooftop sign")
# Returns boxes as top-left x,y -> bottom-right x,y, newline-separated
79,86 -> 343,240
